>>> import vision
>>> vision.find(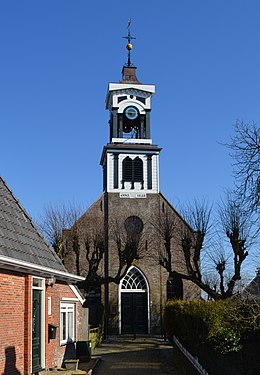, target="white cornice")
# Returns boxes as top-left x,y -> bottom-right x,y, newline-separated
108,83 -> 155,93
0,255 -> 85,283
69,285 -> 85,305
111,138 -> 152,144
106,84 -> 155,109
